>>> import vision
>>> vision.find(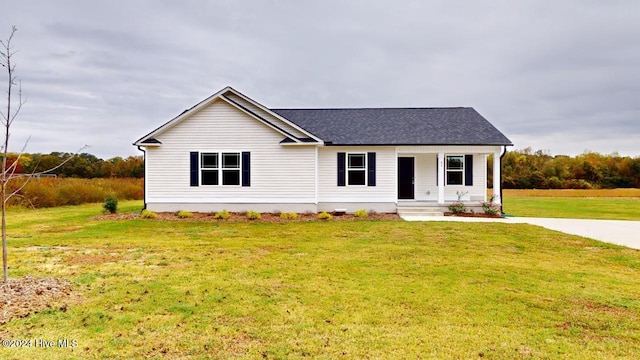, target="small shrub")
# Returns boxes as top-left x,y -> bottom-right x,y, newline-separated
177,210 -> 193,219
318,211 -> 333,220
455,190 -> 469,202
354,209 -> 368,218
246,210 -> 261,220
280,212 -> 298,220
213,209 -> 230,220
482,204 -> 500,215
102,196 -> 118,214
448,202 -> 467,214
140,209 -> 158,219
482,195 -> 501,216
